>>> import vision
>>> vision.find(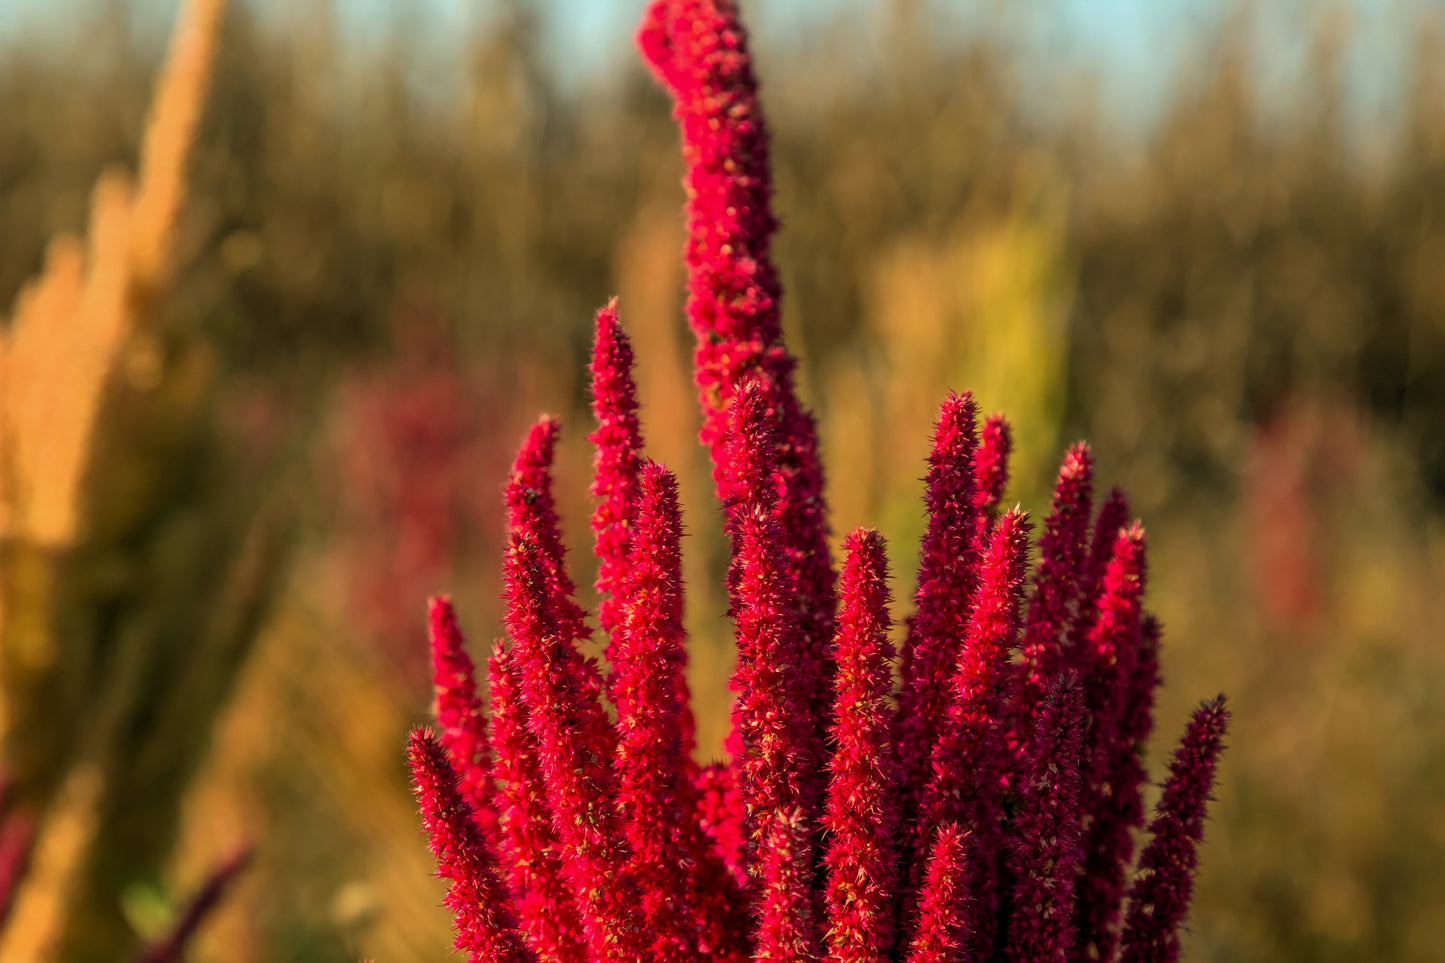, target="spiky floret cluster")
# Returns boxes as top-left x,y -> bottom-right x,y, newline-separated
406,3 -> 1228,963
